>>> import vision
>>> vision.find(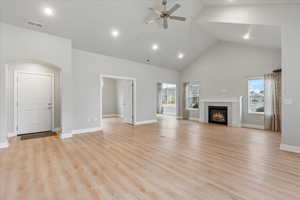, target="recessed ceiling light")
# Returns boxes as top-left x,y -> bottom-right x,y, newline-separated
152,44 -> 159,51
178,53 -> 184,59
44,7 -> 54,16
111,29 -> 120,38
243,32 -> 250,40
